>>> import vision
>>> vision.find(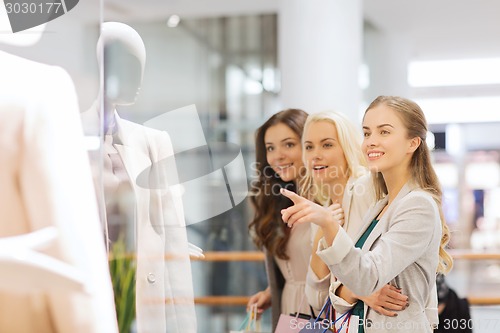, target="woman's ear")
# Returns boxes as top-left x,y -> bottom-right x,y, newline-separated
408,137 -> 421,153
